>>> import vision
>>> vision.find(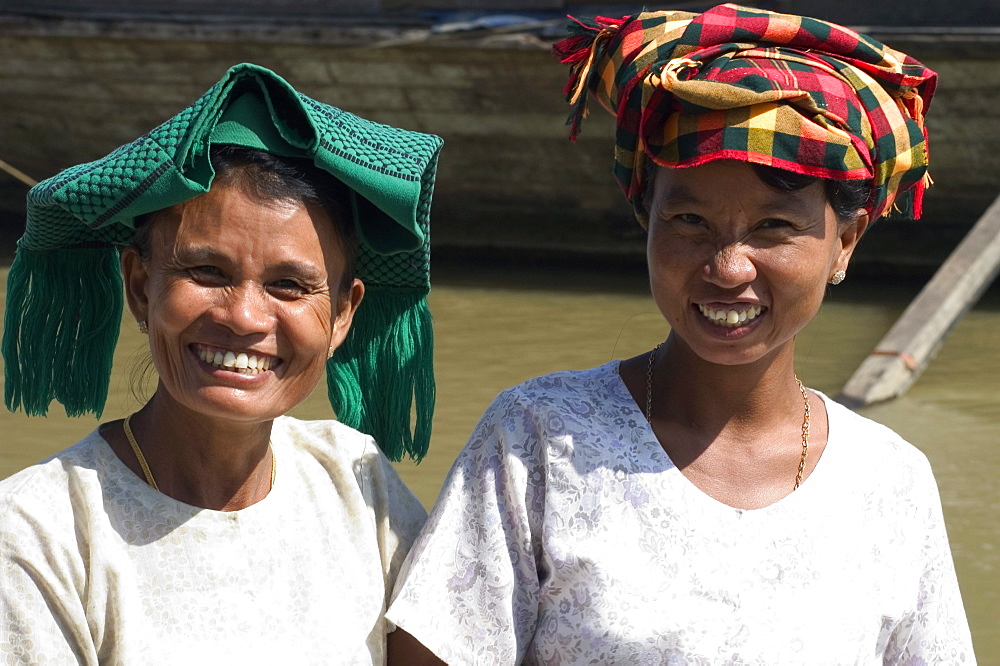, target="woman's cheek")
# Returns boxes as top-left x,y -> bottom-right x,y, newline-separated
281,296 -> 335,349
